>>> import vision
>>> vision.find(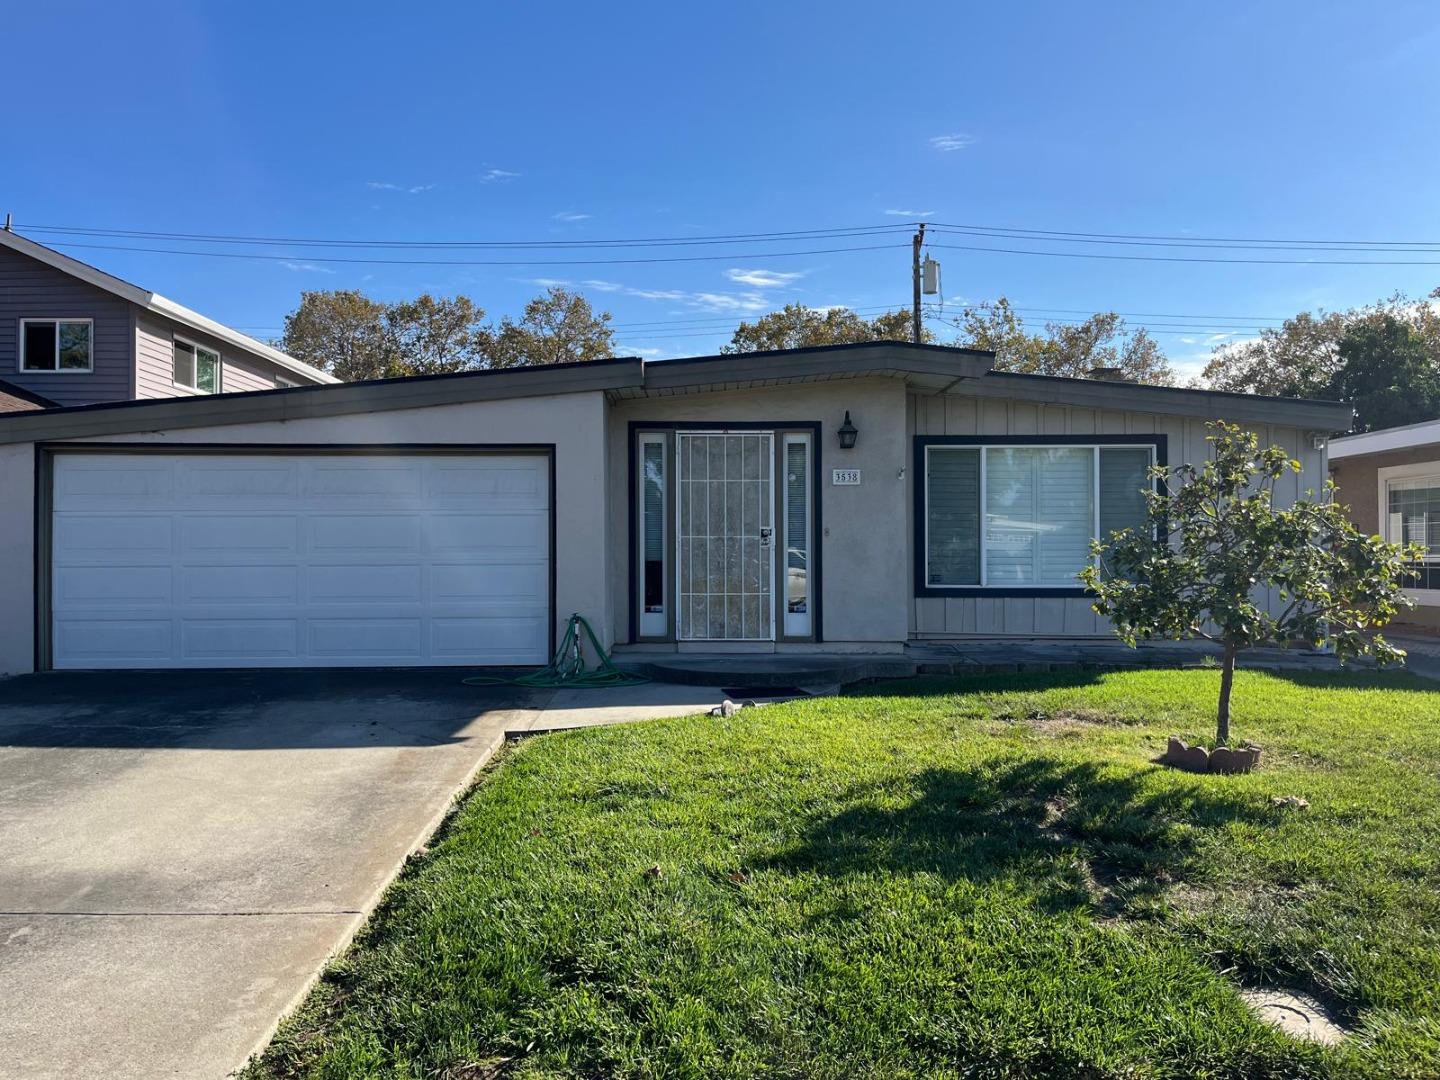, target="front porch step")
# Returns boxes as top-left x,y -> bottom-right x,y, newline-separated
618,654 -> 919,689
